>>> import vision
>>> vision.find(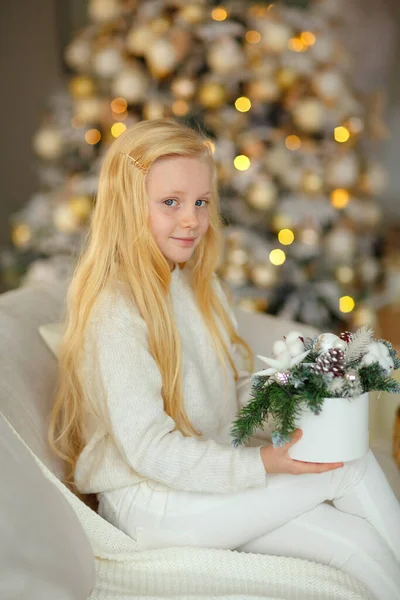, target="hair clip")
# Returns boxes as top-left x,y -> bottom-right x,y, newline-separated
121,151 -> 148,174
